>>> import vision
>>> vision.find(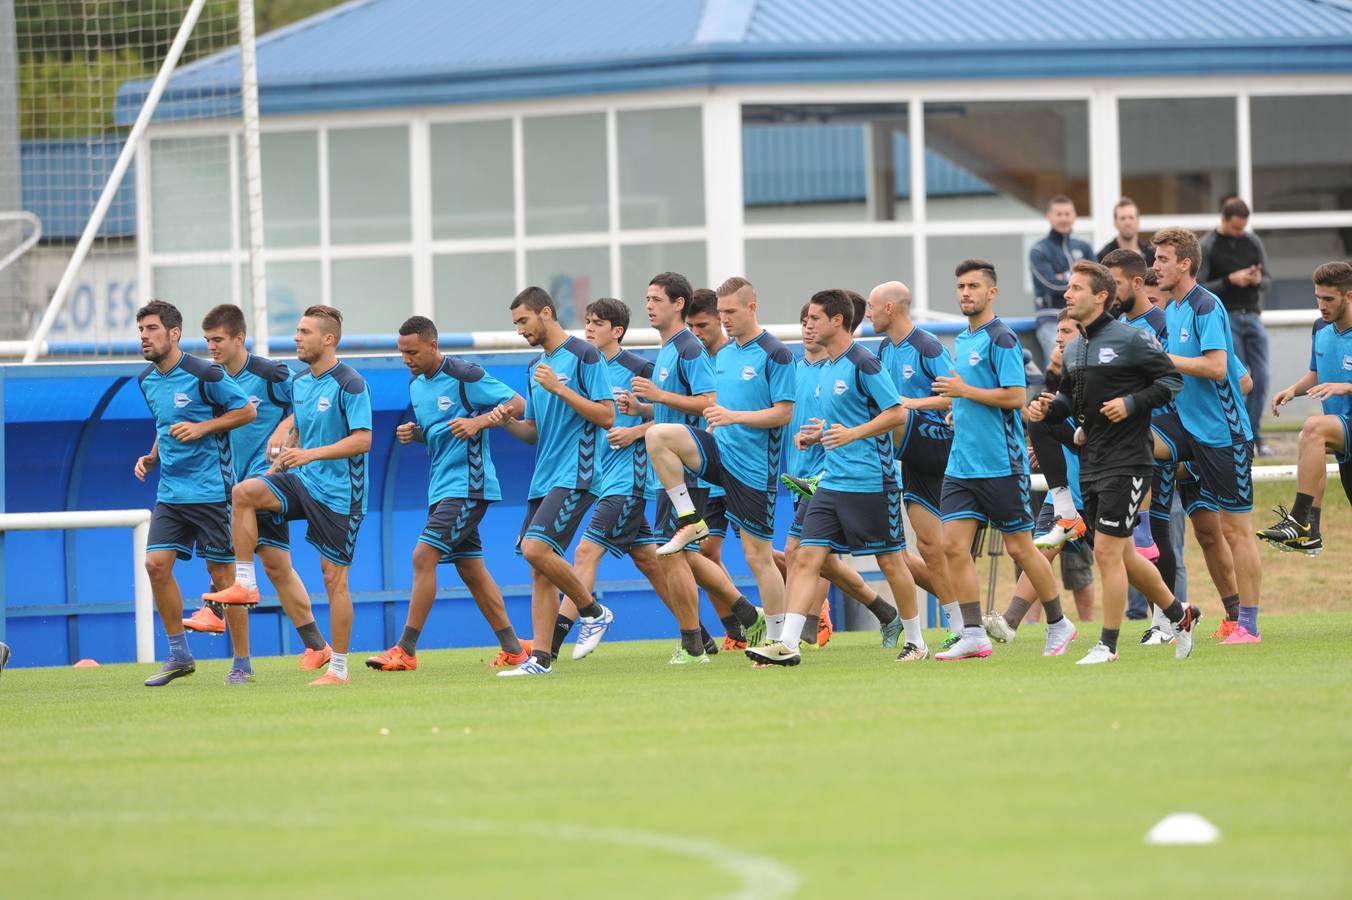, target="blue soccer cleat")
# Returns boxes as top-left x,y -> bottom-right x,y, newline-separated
144,656 -> 196,687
